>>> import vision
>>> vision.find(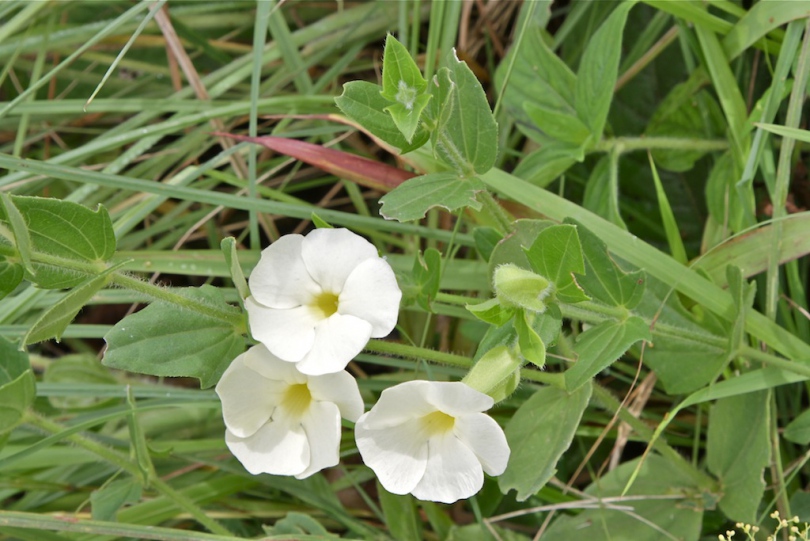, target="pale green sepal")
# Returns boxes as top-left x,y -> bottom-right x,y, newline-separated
493,263 -> 553,313
220,237 -> 250,303
514,310 -> 546,368
463,345 -> 521,399
466,297 -> 514,326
